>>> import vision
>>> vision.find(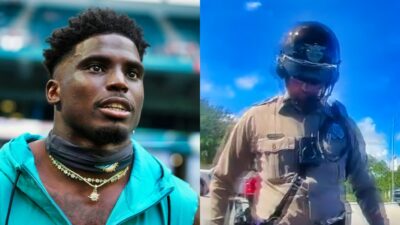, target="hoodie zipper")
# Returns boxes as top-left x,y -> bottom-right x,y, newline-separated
114,187 -> 174,225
